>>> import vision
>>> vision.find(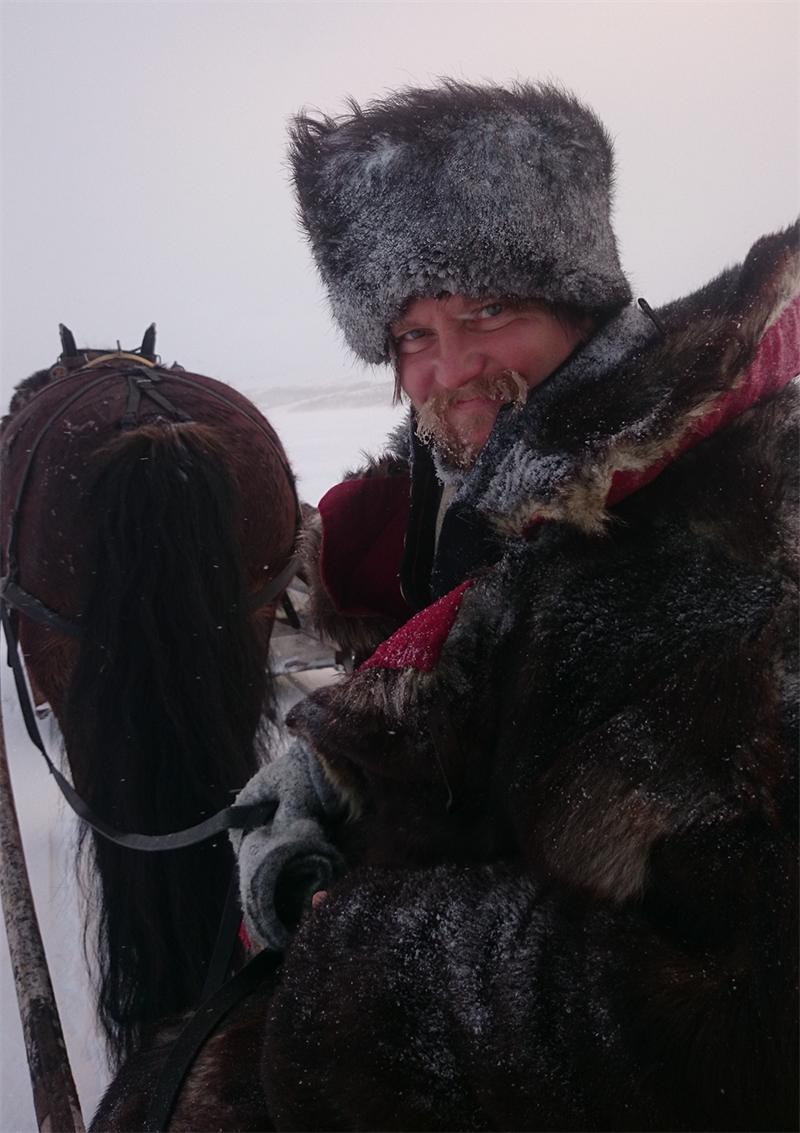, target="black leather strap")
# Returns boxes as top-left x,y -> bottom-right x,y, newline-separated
1,598 -> 276,852
120,369 -> 193,432
0,577 -> 81,639
0,554 -> 301,639
198,791 -> 276,1006
142,946 -> 282,1133
247,556 -> 301,613
199,869 -> 245,1005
